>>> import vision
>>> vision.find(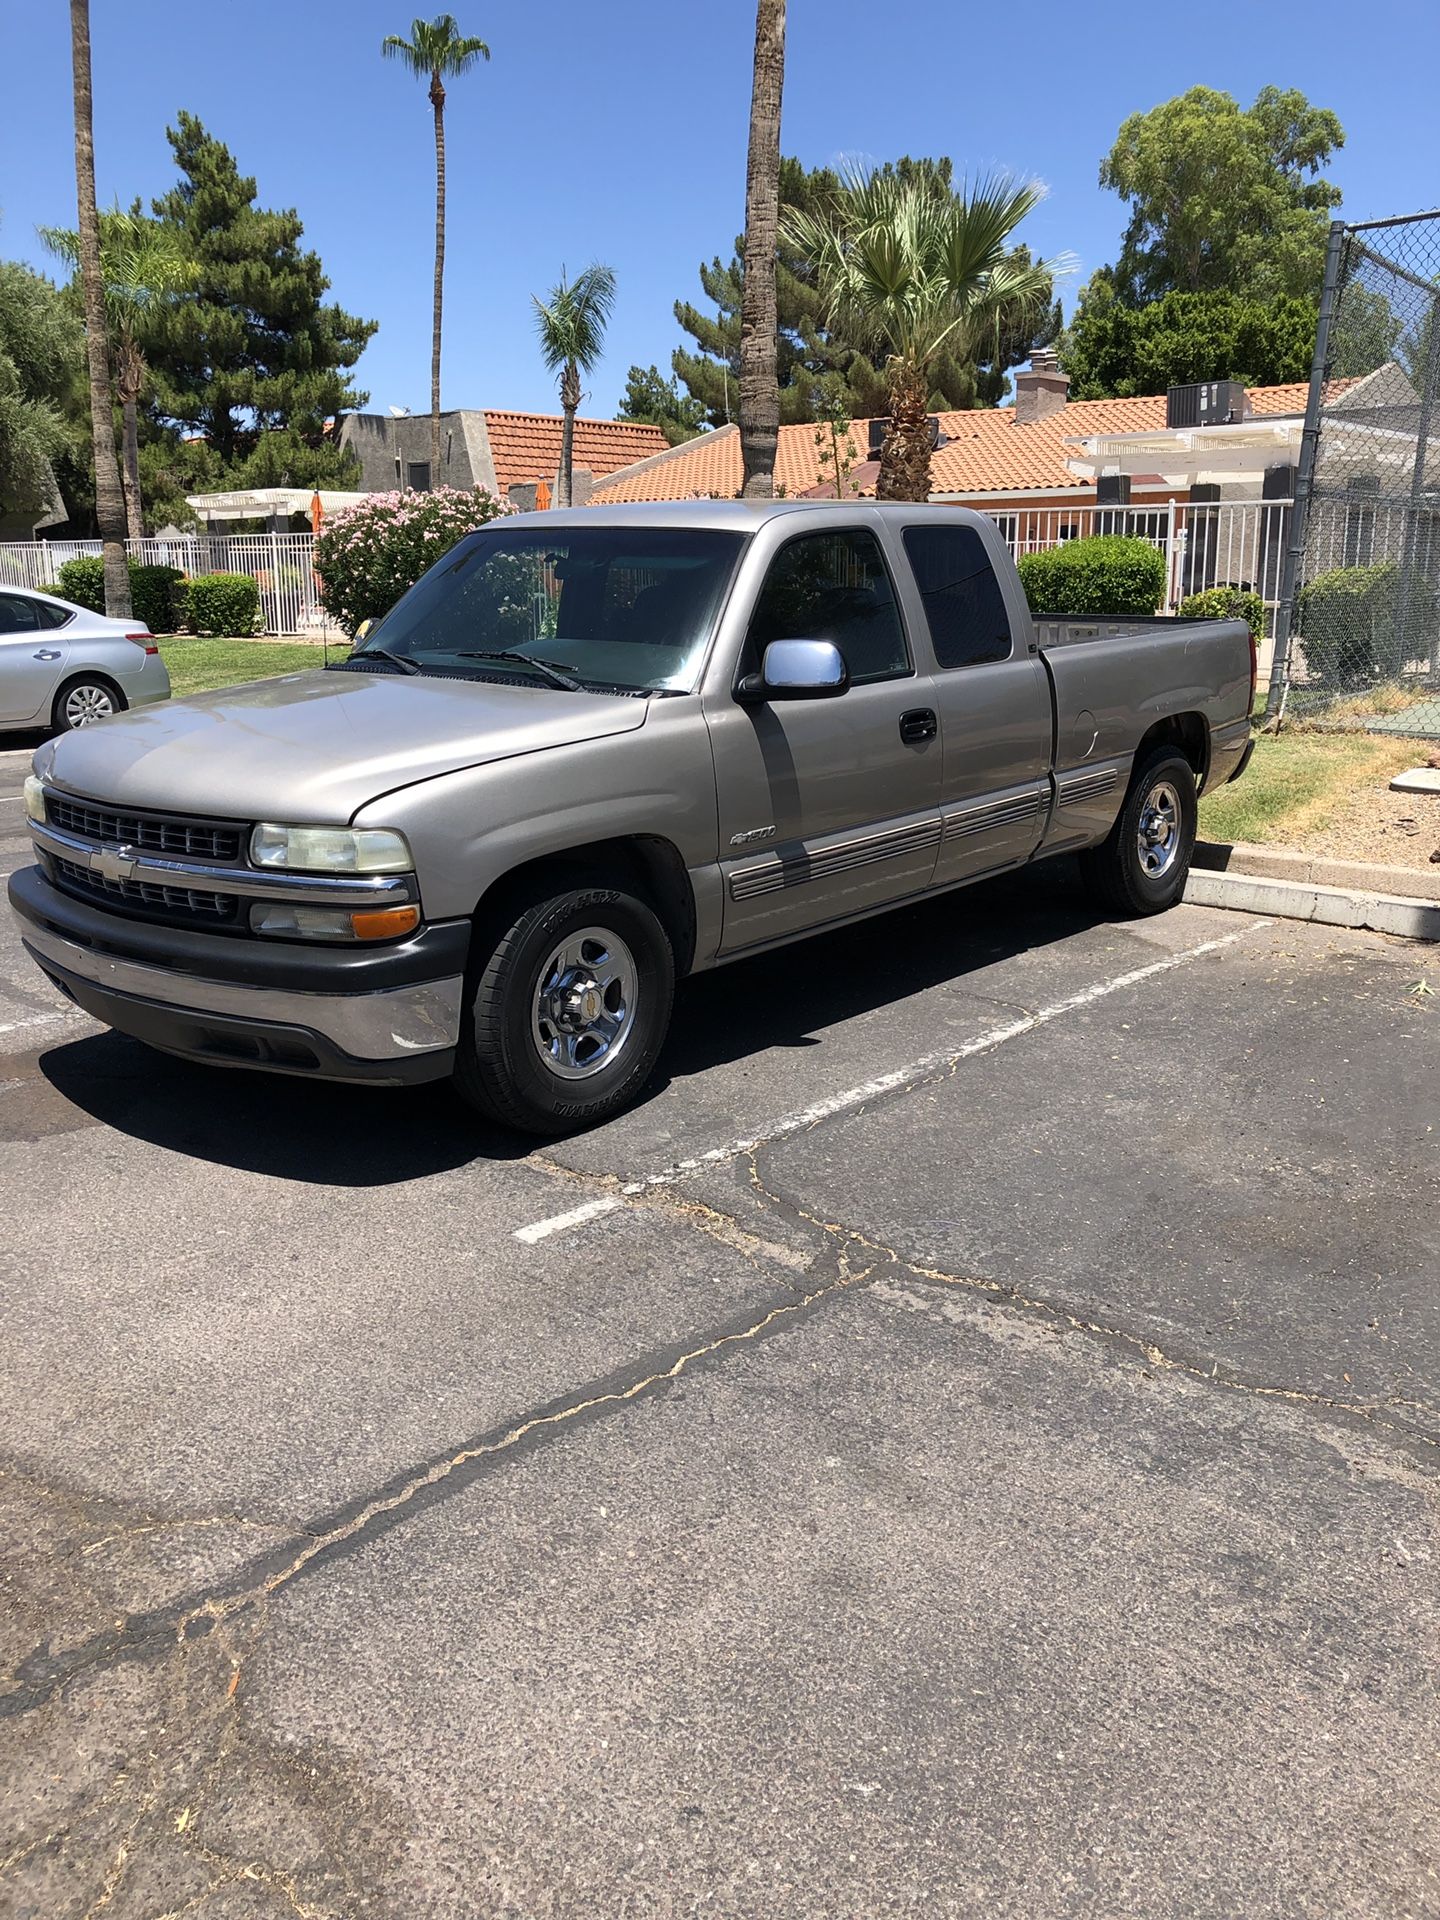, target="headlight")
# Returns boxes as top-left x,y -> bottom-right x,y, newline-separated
23,775 -> 46,824
249,823 -> 413,873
